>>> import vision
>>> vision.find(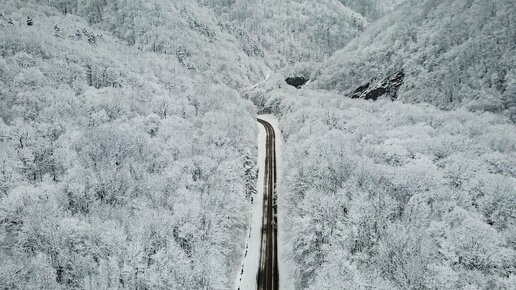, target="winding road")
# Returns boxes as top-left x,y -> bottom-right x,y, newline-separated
256,119 -> 279,290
